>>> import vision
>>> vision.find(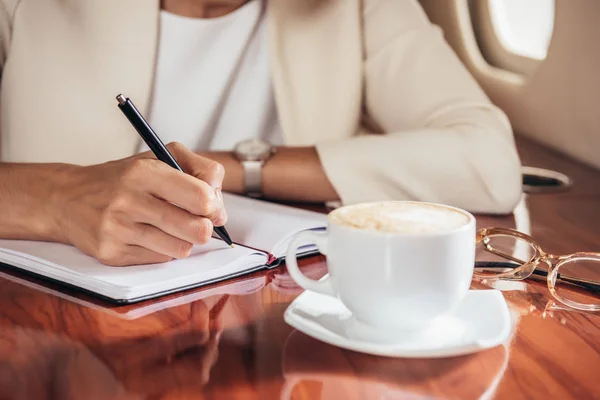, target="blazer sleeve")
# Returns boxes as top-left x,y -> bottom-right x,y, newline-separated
0,0 -> 18,70
315,0 -> 522,214
0,0 -> 17,159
